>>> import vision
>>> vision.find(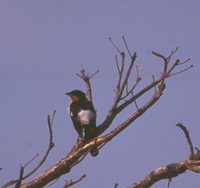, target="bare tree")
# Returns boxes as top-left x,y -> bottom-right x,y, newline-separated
2,37 -> 199,188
